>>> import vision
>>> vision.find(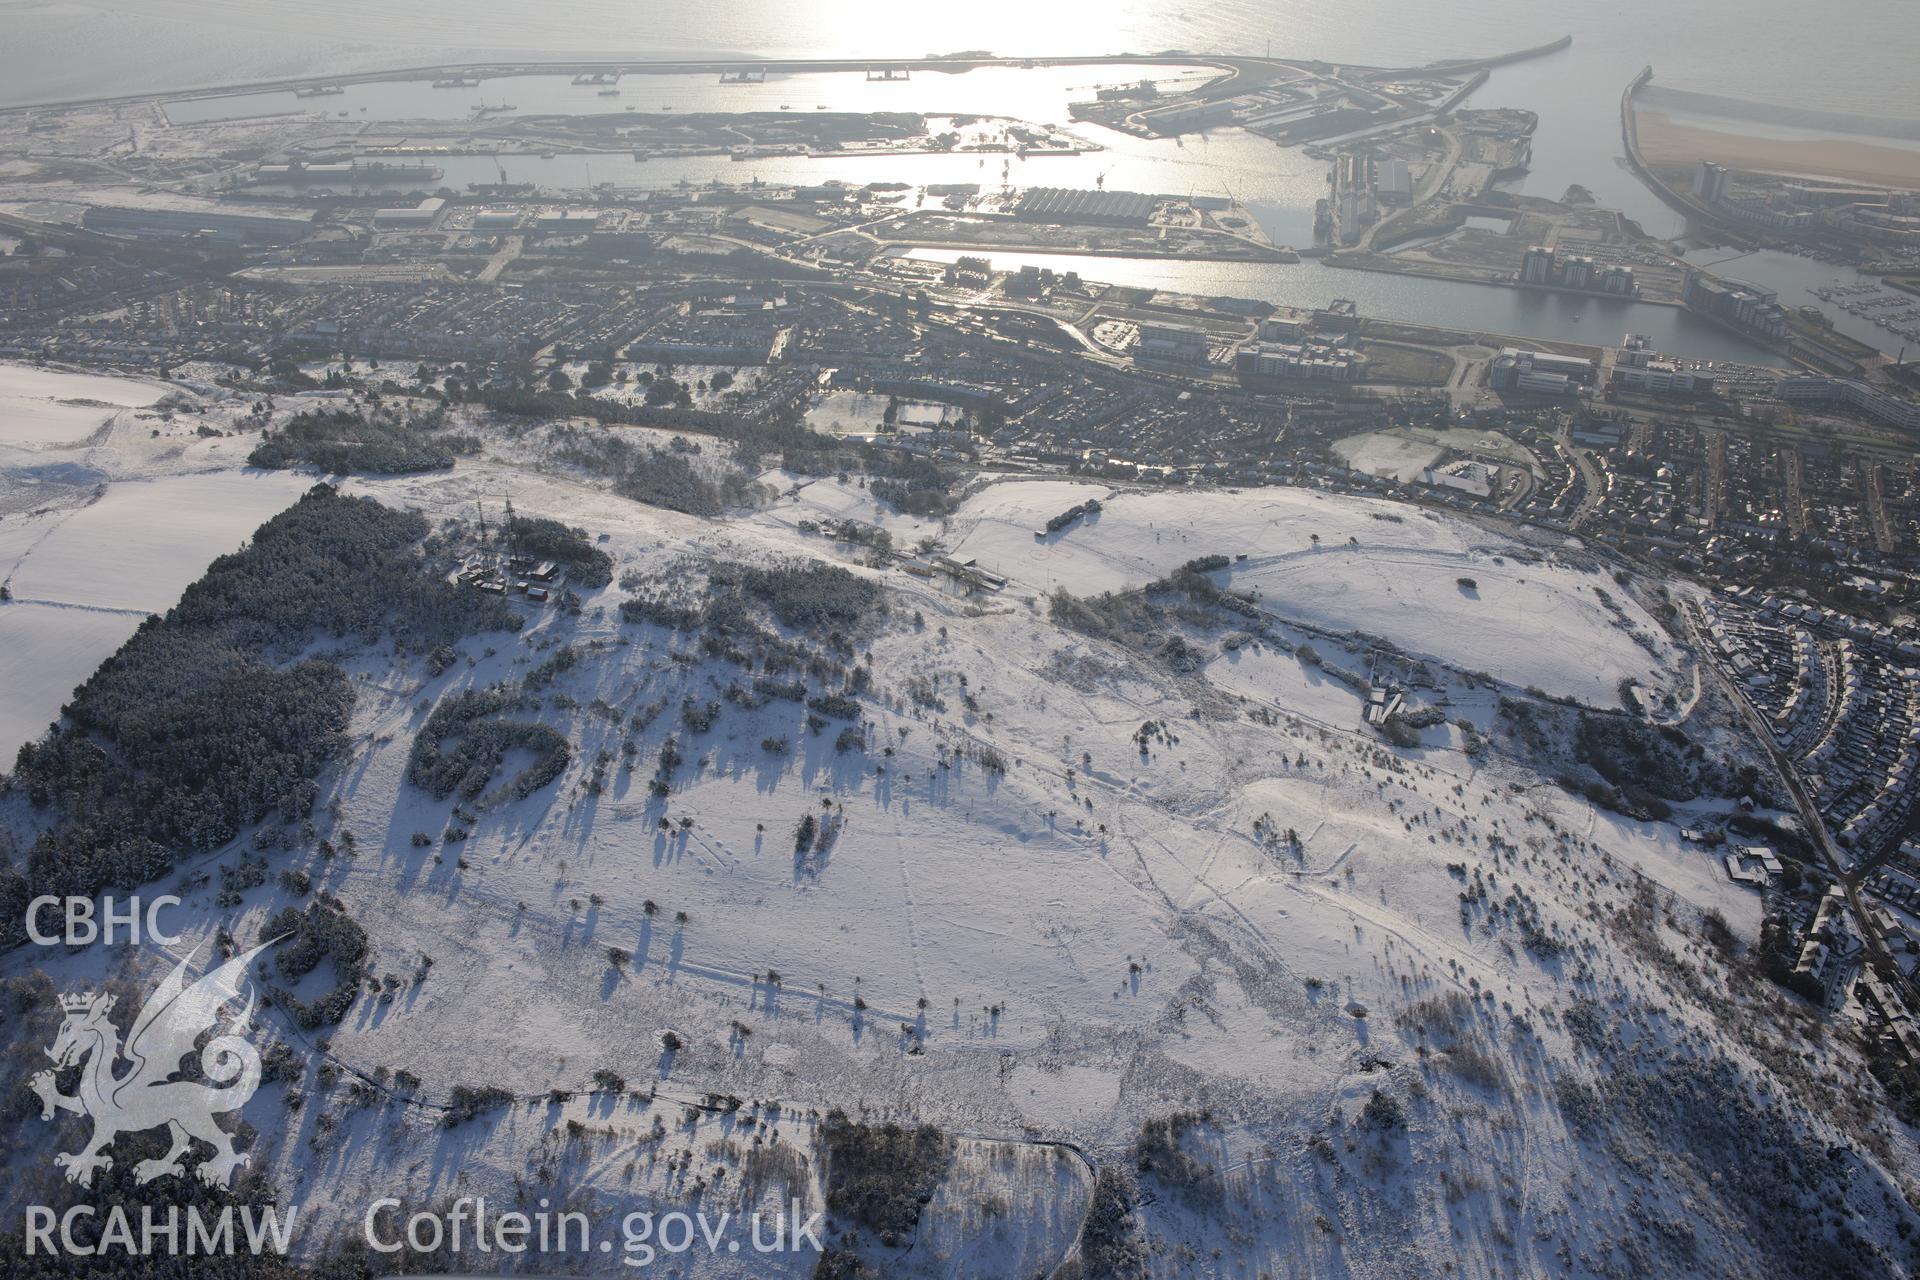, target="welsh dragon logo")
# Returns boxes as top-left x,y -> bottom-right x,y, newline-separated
30,940 -> 276,1189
